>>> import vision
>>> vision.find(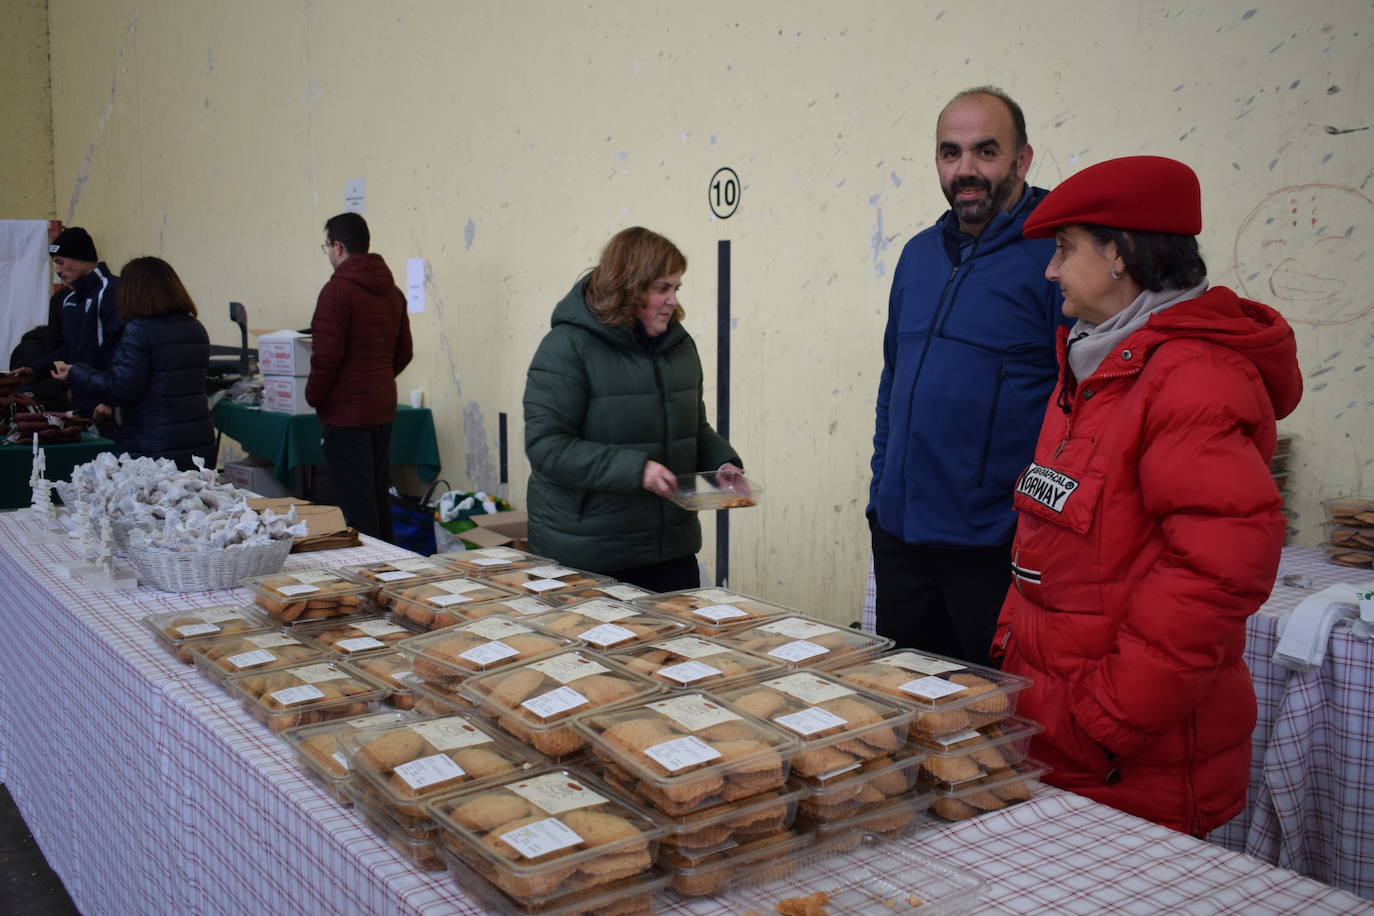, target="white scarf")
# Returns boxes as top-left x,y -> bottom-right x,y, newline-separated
1067,280 -> 1208,382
